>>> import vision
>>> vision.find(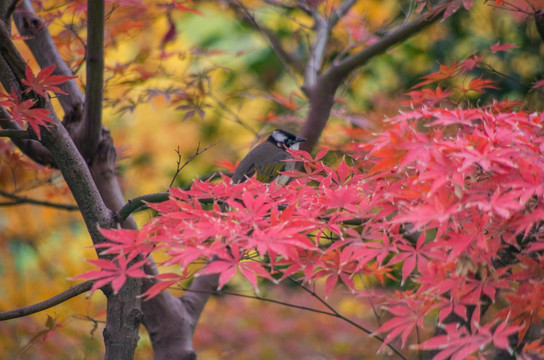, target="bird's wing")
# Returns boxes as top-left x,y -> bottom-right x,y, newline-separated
255,150 -> 291,183
232,142 -> 292,183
